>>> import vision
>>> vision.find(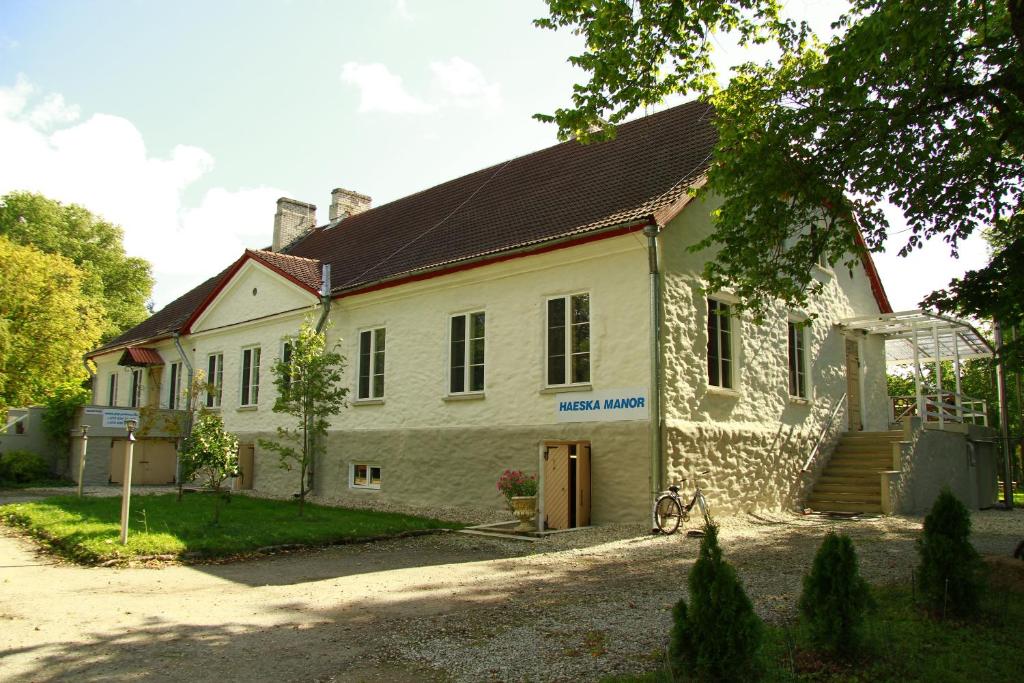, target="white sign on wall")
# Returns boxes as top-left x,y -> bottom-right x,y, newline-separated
555,387 -> 649,423
102,409 -> 140,429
